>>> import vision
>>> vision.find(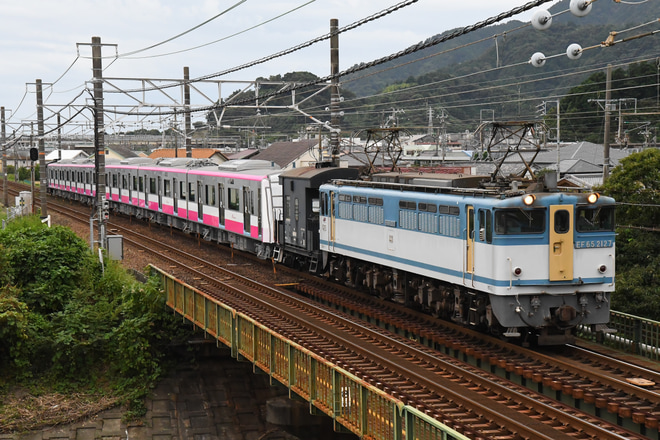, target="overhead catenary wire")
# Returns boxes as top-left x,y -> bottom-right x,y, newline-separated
119,1 -> 317,60
102,0 -> 556,115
